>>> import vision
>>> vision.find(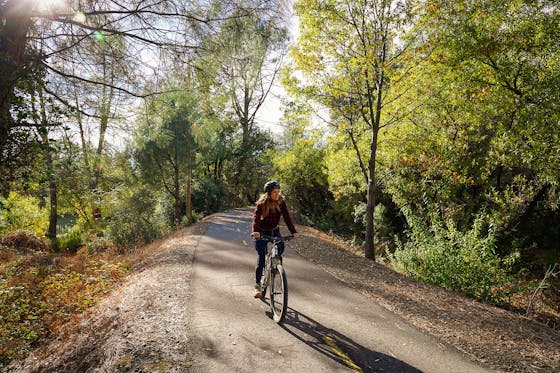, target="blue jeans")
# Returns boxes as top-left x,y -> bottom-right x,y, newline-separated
255,230 -> 284,284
